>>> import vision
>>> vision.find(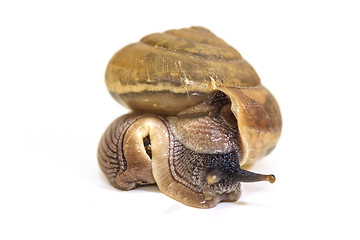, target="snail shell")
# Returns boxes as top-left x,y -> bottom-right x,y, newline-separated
98,27 -> 282,208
